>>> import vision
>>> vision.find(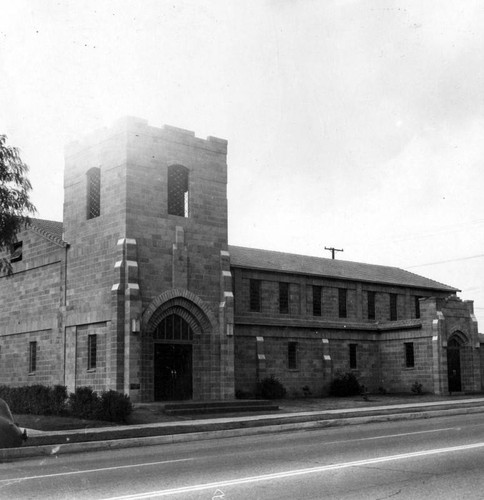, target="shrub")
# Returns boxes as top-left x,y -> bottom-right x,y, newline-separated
49,385 -> 69,415
97,390 -> 133,423
411,381 -> 423,395
0,384 -> 131,422
68,386 -> 101,420
235,389 -> 251,399
0,385 -> 68,415
25,385 -> 52,414
256,376 -> 287,400
329,372 -> 361,397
